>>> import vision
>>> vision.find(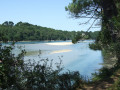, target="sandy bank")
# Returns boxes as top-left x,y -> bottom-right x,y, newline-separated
45,42 -> 72,46
50,49 -> 72,54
